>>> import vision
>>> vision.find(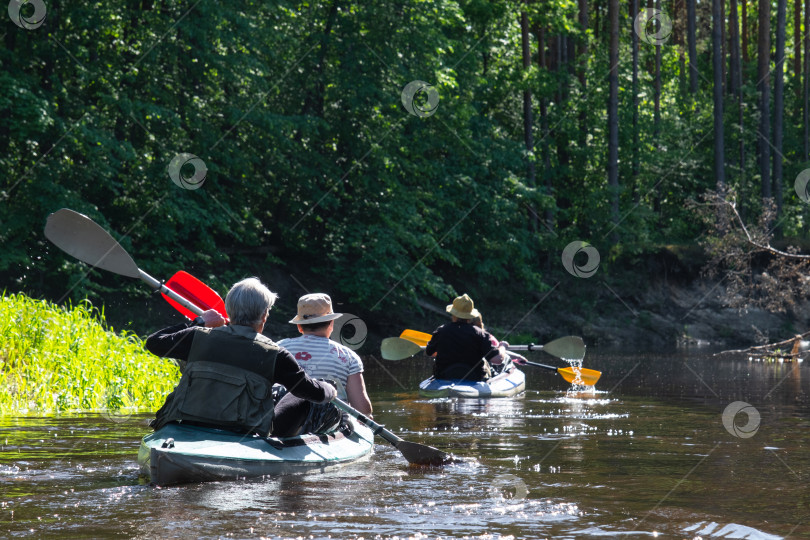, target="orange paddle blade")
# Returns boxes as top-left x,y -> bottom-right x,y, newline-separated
400,329 -> 432,347
558,367 -> 601,386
